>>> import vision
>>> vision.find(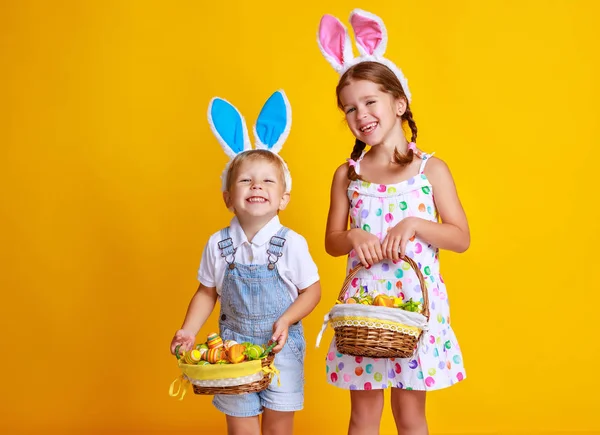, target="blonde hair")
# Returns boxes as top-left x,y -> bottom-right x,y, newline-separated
224,150 -> 288,192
